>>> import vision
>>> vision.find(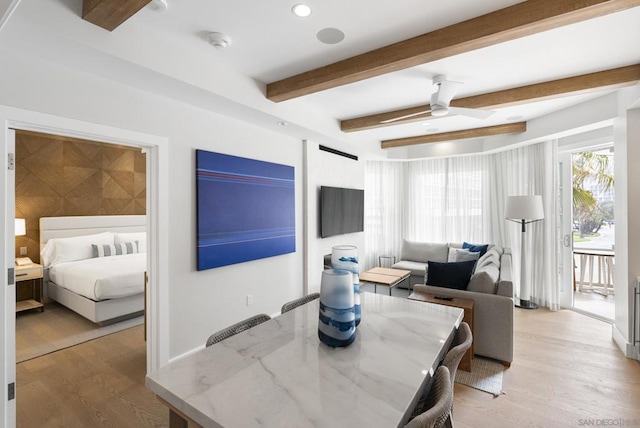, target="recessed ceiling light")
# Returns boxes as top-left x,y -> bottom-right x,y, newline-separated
317,28 -> 345,45
277,121 -> 288,126
292,4 -> 312,17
